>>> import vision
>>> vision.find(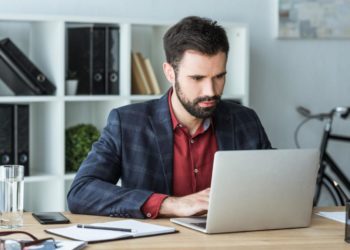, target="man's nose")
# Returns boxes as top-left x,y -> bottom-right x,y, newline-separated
202,79 -> 216,97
